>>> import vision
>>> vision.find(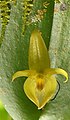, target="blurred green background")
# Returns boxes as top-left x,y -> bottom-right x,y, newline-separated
0,101 -> 12,120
